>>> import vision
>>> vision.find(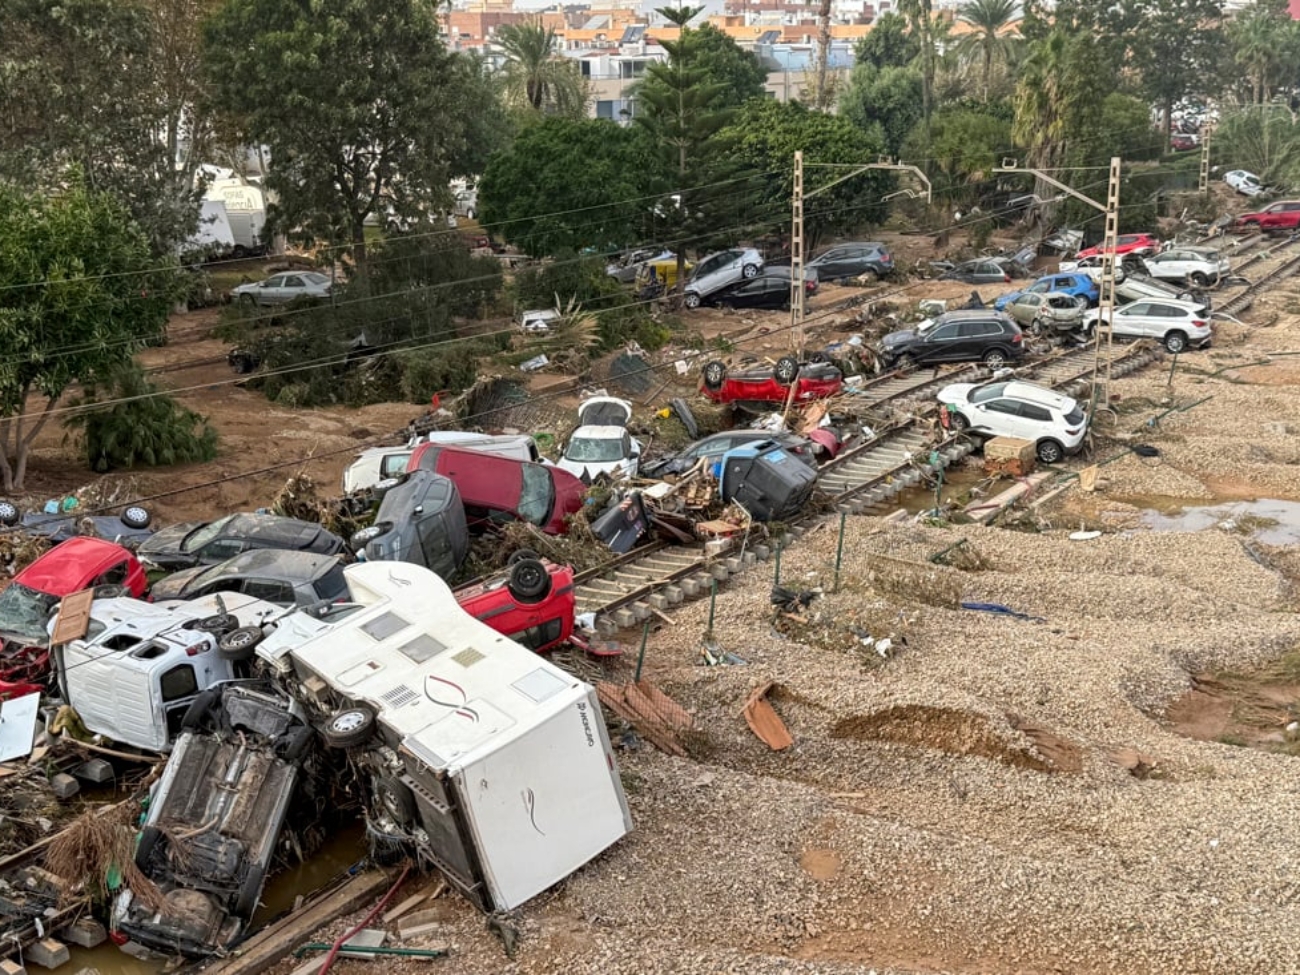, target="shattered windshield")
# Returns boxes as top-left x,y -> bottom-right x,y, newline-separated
181,514 -> 235,553
0,583 -> 59,645
566,436 -> 625,463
